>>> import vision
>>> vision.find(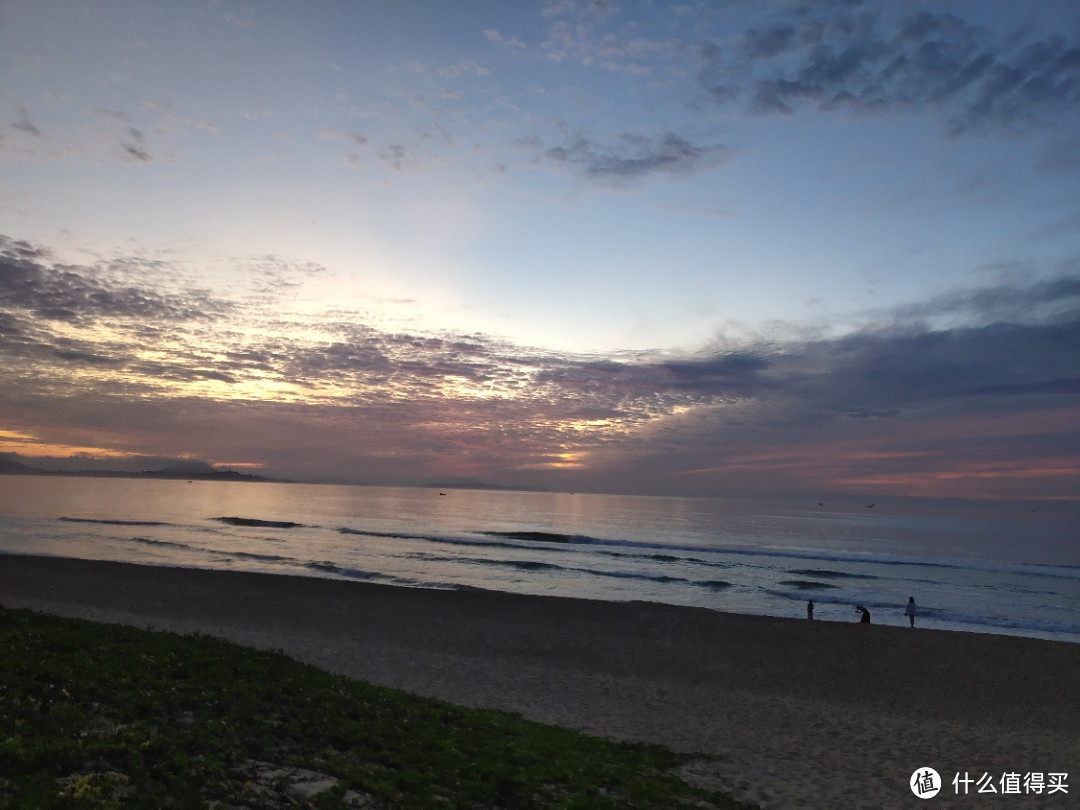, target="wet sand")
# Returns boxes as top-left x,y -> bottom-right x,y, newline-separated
2,554 -> 1078,808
